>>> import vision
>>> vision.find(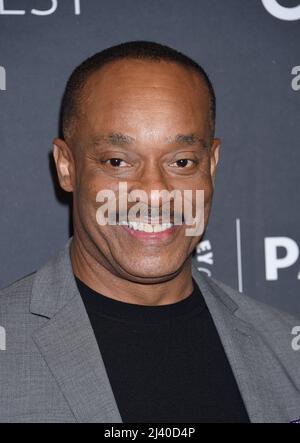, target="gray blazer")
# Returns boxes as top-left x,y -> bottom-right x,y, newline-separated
1,238 -> 300,423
